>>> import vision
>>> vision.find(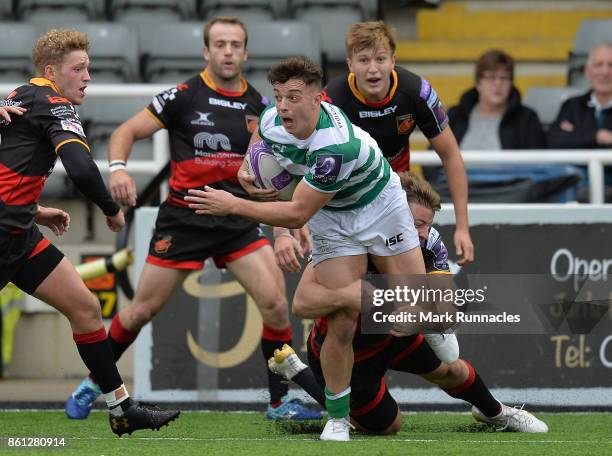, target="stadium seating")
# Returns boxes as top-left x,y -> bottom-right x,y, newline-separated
292,5 -> 362,64
244,21 -> 322,98
145,22 -> 204,83
0,23 -> 37,83
17,0 -> 97,23
200,0 -> 283,21
80,95 -> 154,160
568,19 -> 612,87
110,0 -> 193,55
0,0 -> 13,18
75,23 -> 140,83
289,1 -> 378,63
523,86 -> 585,127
